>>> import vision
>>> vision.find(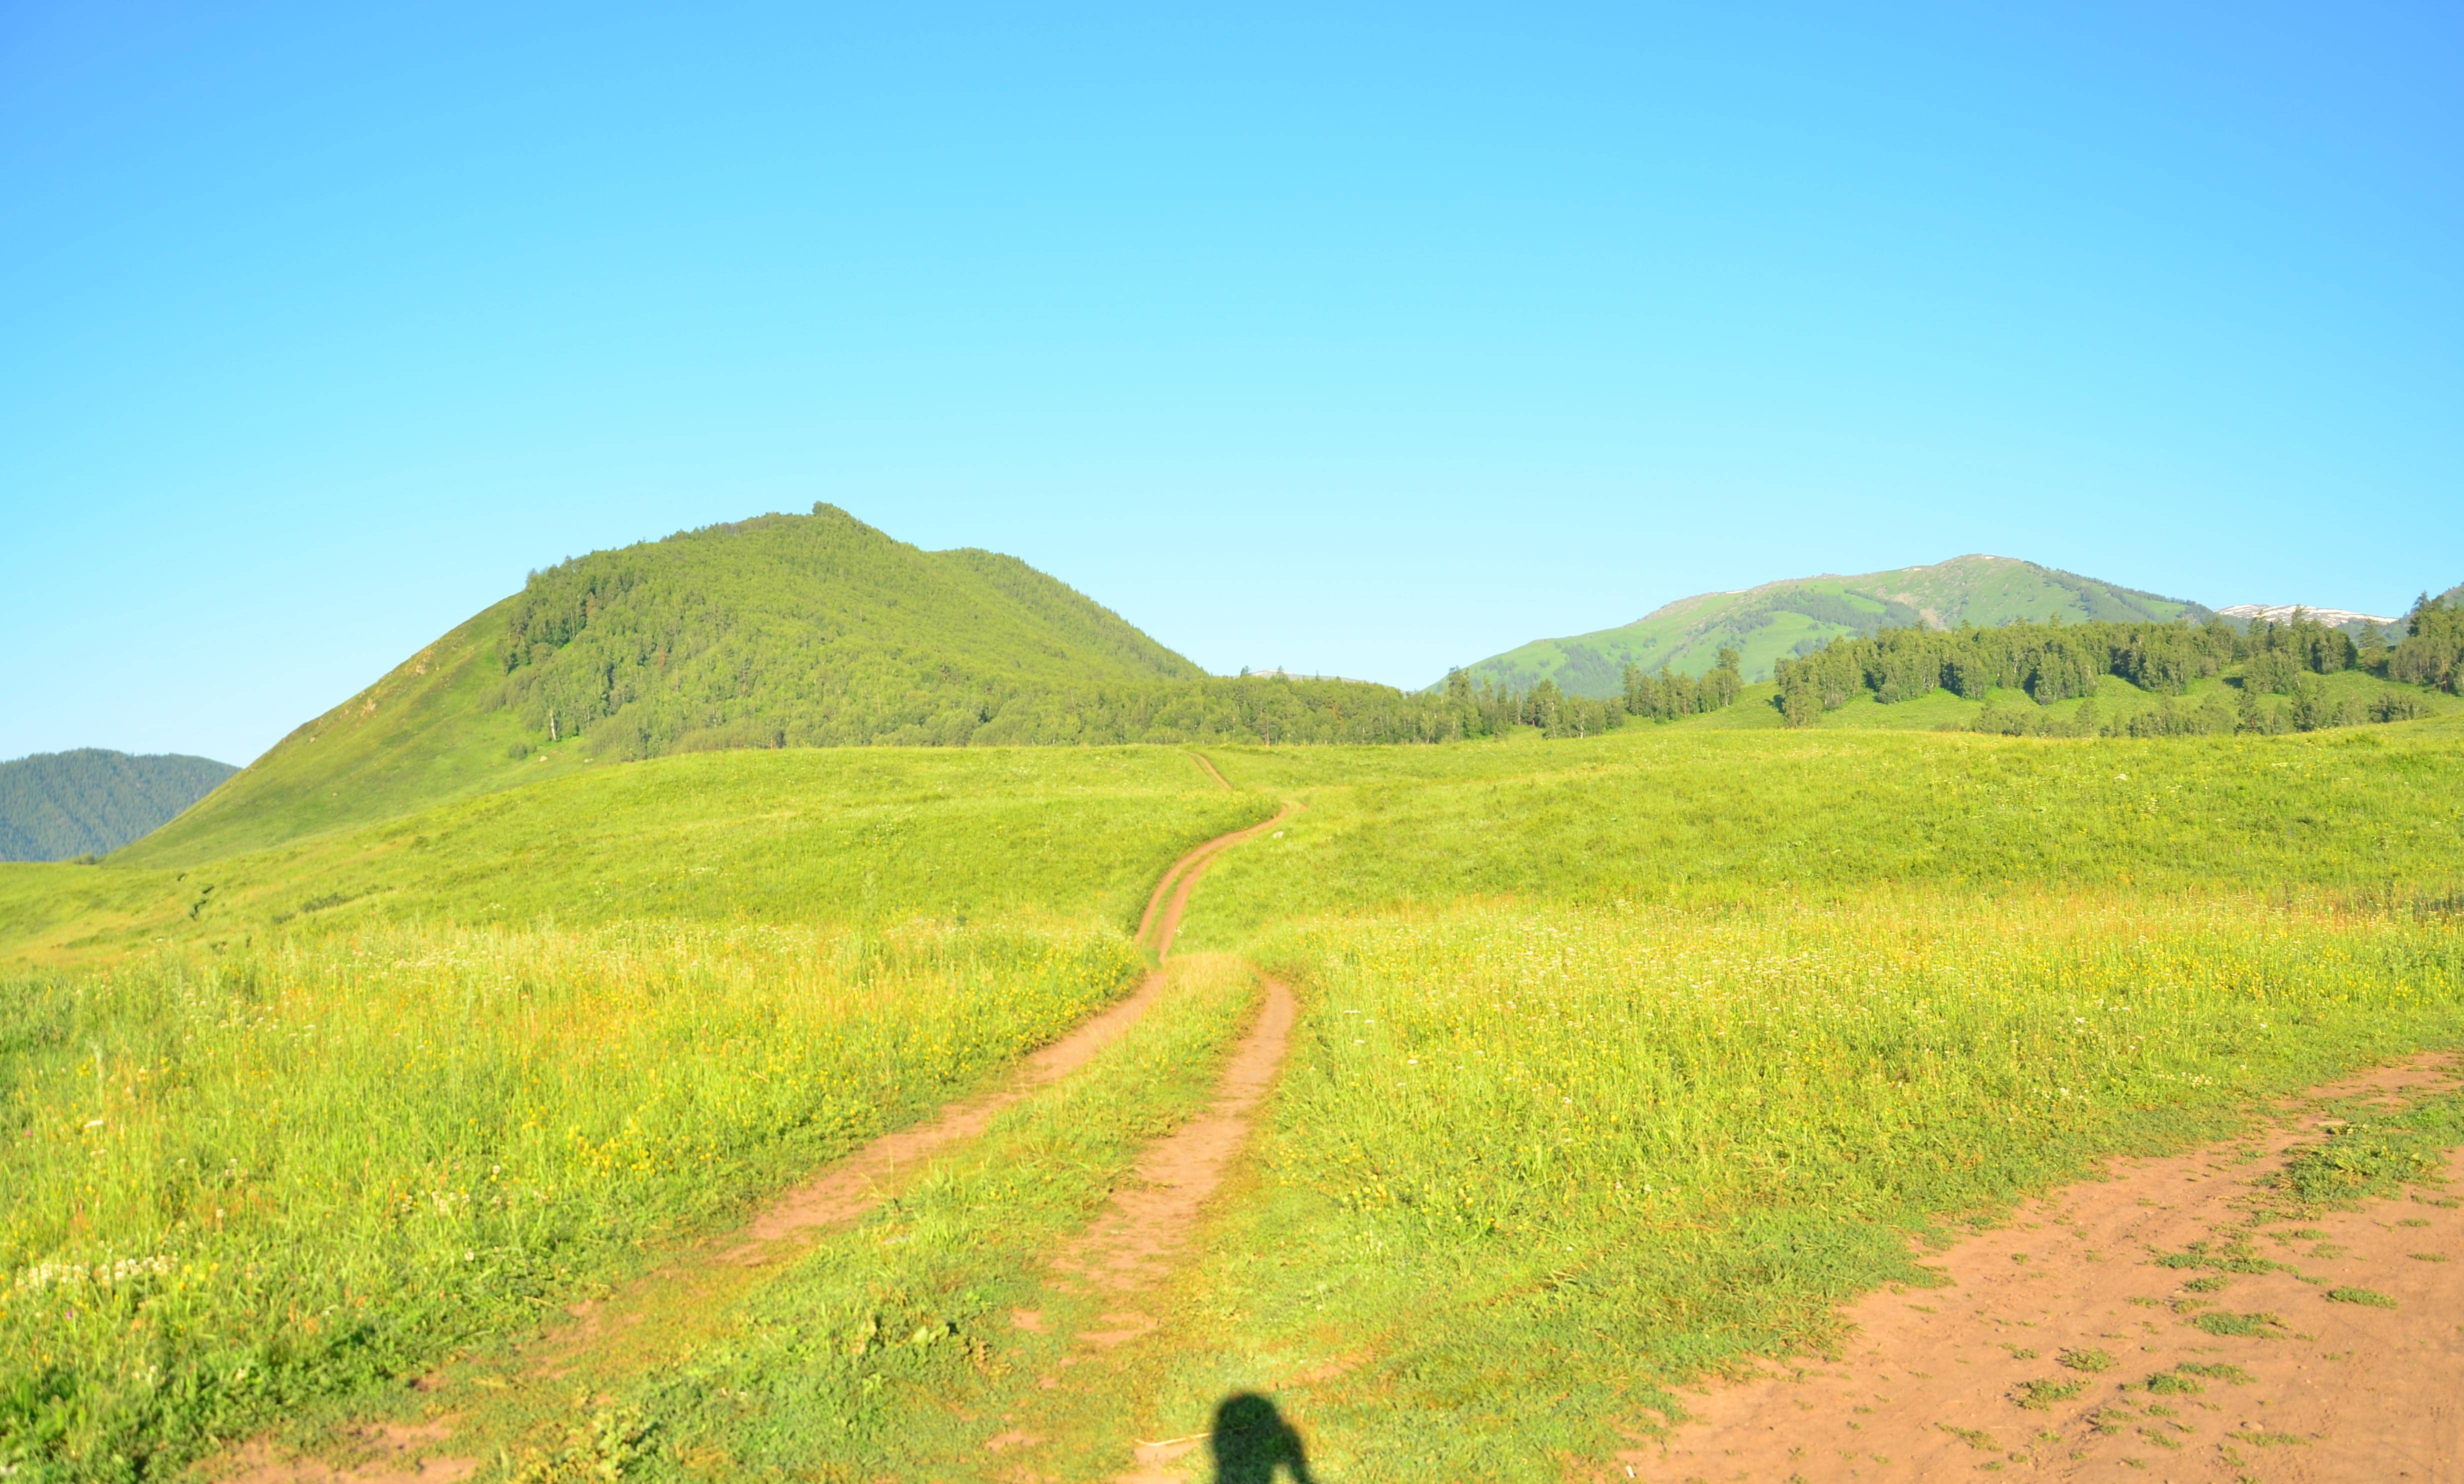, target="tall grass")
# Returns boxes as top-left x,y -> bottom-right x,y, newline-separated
1267,894 -> 2462,1234
1114,891 -> 2464,1479
0,919 -> 1140,1480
